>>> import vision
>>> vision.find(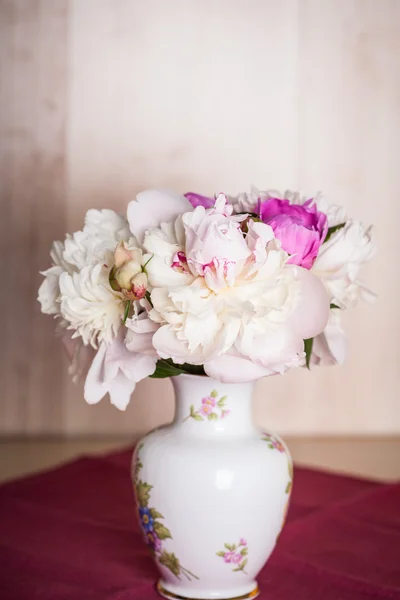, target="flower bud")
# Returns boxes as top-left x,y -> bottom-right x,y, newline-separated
130,272 -> 148,300
115,260 -> 142,290
114,241 -> 142,269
